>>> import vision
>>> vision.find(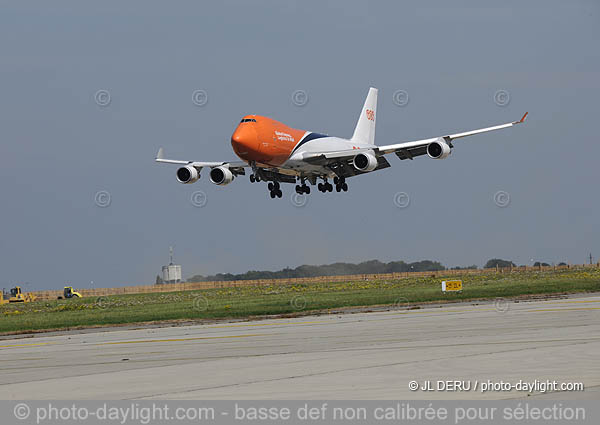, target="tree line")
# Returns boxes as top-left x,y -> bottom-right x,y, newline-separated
186,259 -> 445,283
177,258 -> 566,284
